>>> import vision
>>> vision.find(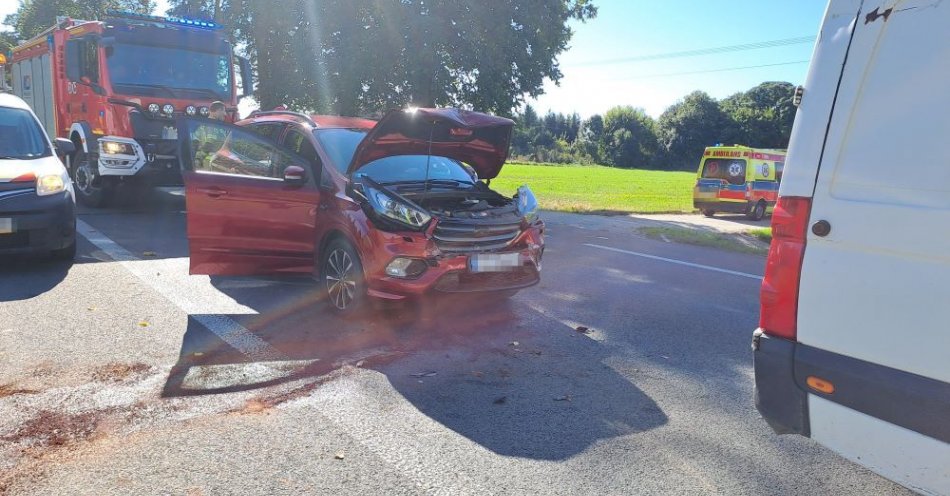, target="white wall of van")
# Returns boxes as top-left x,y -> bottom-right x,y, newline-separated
778,1 -> 950,494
